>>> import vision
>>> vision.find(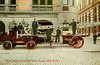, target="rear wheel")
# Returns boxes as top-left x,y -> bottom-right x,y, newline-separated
26,41 -> 36,49
3,41 -> 12,49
